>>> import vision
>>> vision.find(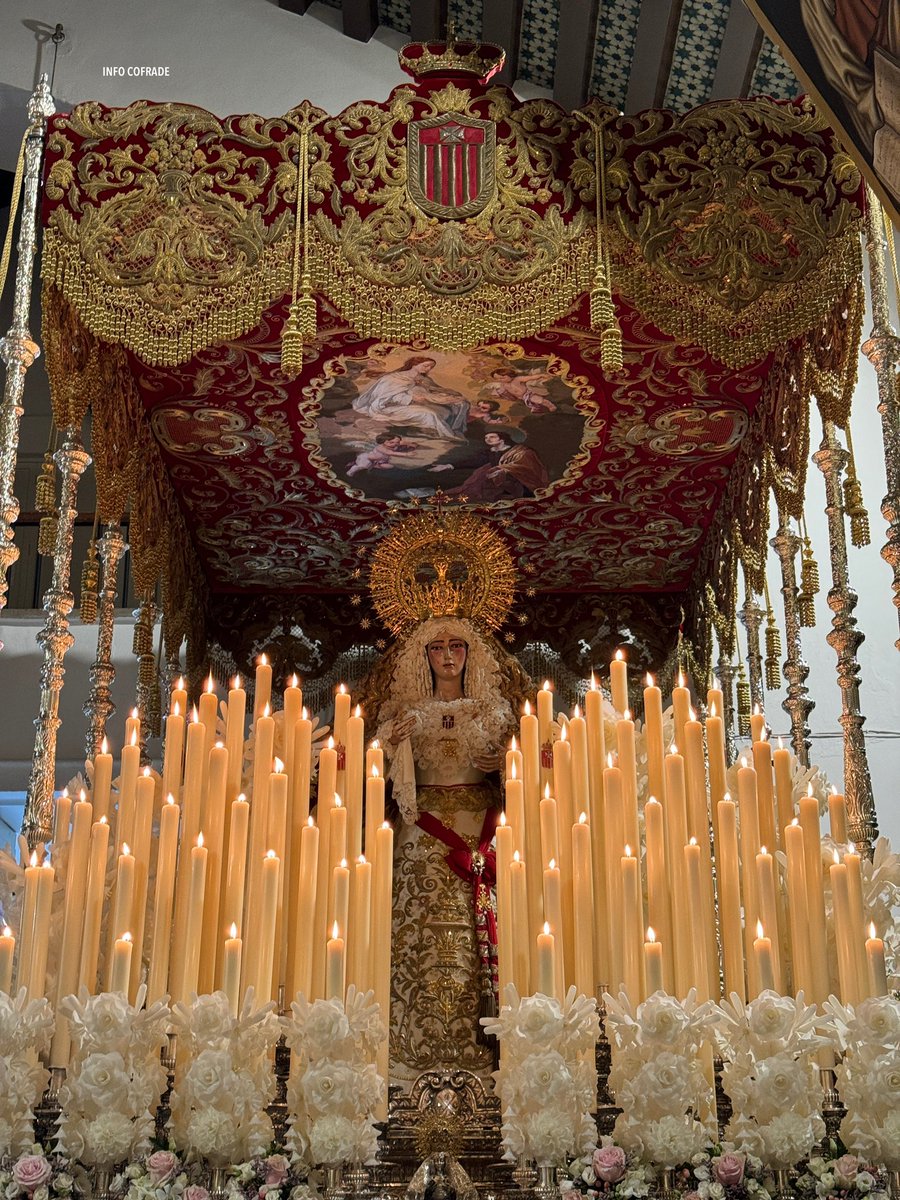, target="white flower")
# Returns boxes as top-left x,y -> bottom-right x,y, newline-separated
618,1052 -> 698,1117
302,1061 -> 365,1115
635,995 -> 692,1045
641,1114 -> 706,1167
746,994 -> 804,1046
521,1108 -> 575,1164
289,998 -> 351,1059
177,993 -> 234,1048
308,1115 -> 360,1165
81,1110 -> 135,1165
185,1108 -> 236,1160
757,1112 -> 823,1168
513,1050 -> 575,1106
752,1054 -> 818,1116
75,1051 -> 131,1108
183,1048 -> 239,1108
